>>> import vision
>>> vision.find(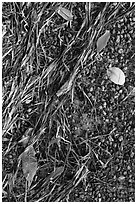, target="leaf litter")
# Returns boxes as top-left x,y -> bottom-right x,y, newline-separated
21,145 -> 37,189
2,2 -> 135,202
